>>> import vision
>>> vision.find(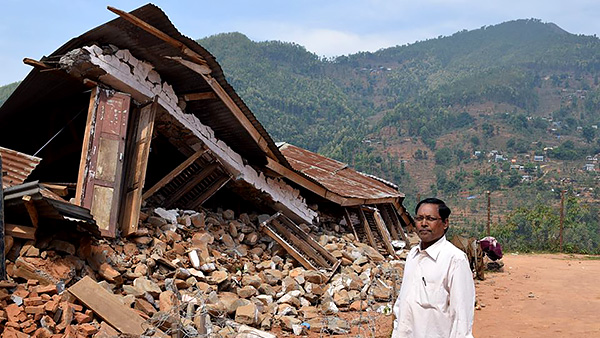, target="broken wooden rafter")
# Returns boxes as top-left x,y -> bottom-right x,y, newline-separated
182,91 -> 217,101
107,6 -> 209,68
260,212 -> 340,279
370,207 -> 396,256
23,58 -> 51,70
22,195 -> 39,227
